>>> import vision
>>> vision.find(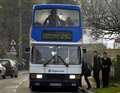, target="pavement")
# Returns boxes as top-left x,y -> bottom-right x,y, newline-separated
80,76 -> 95,93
